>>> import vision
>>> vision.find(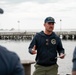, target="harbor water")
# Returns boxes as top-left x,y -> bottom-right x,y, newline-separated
0,40 -> 76,75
